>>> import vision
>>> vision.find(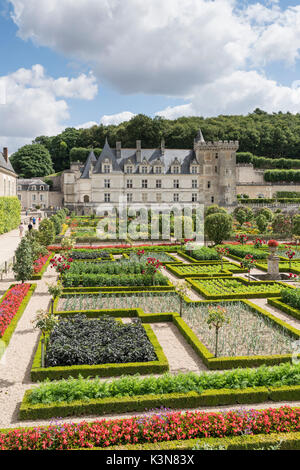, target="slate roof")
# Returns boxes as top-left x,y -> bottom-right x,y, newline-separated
82,140 -> 197,177
81,151 -> 97,179
0,151 -> 16,175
